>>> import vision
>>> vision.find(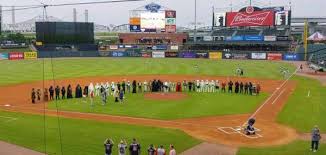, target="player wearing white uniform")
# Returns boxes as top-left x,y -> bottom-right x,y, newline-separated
95,83 -> 100,96
111,82 -> 115,96
200,80 -> 205,92
88,83 -> 95,106
215,80 -> 220,92
164,81 -> 169,92
105,82 -> 110,95
210,80 -> 216,92
143,81 -> 148,92
205,80 -> 209,92
127,81 -> 131,93
168,81 -> 172,92
196,80 -> 200,92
